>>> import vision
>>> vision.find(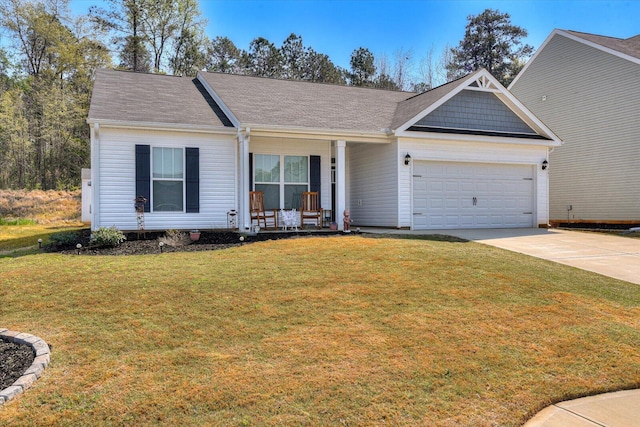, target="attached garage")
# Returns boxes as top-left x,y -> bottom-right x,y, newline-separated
412,161 -> 535,229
